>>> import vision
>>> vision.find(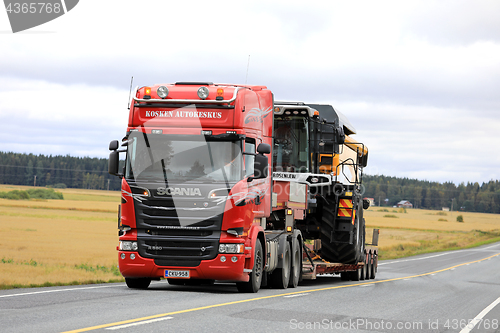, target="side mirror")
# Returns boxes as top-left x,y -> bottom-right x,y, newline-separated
359,152 -> 368,168
257,143 -> 271,154
109,140 -> 119,151
248,143 -> 270,182
108,150 -> 121,176
336,127 -> 345,144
